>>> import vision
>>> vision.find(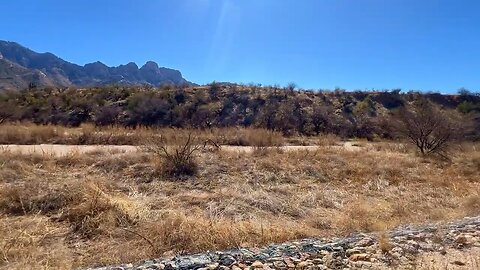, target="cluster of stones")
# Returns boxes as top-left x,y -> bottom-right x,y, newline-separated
88,216 -> 480,270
